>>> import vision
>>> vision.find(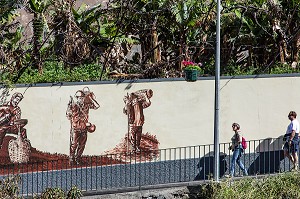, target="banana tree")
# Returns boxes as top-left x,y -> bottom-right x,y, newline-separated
221,0 -> 299,72
72,3 -> 110,61
167,0 -> 214,69
51,1 -> 130,69
73,3 -> 140,75
26,0 -> 51,74
277,0 -> 300,65
108,0 -> 169,64
0,0 -> 24,74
